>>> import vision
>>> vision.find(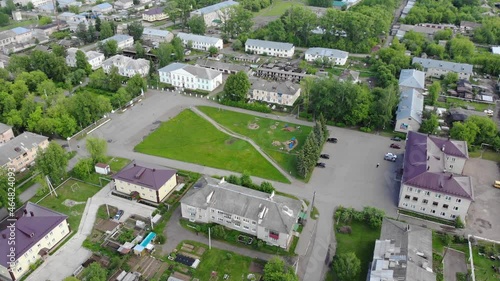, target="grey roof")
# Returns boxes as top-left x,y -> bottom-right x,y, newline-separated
11,27 -> 30,35
0,123 -> 12,133
0,30 -> 15,40
181,176 -> 302,234
0,202 -> 68,267
0,132 -> 48,166
339,69 -> 359,81
399,69 -> 426,90
305,47 -> 348,59
251,78 -> 299,96
403,131 -> 473,200
245,39 -> 294,51
158,62 -> 222,80
396,88 -> 424,124
143,7 -> 164,15
143,28 -> 171,38
86,50 -> 104,60
93,2 -> 112,9
103,55 -> 149,71
113,164 -> 177,191
191,0 -> 239,15
196,58 -> 250,73
176,32 -> 221,45
101,34 -> 133,44
412,57 -> 473,74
